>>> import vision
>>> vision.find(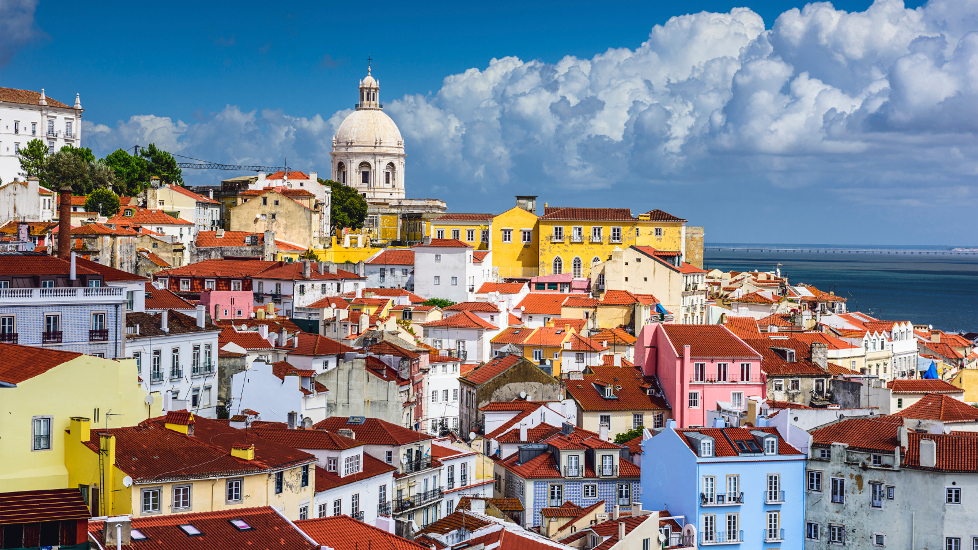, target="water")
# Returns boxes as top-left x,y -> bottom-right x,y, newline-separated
704,243 -> 978,332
